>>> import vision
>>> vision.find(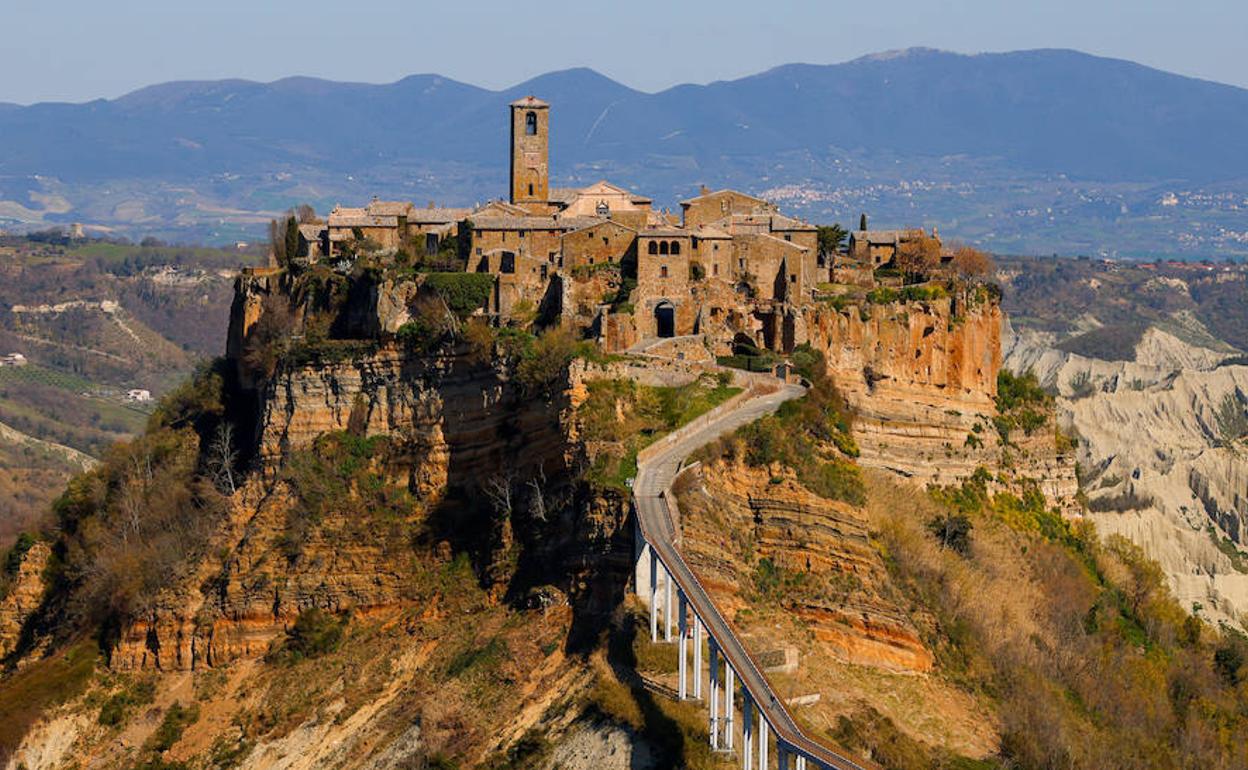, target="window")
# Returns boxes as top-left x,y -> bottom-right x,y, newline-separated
520,230 -> 526,238
713,264 -> 719,276
659,241 -> 669,255
648,241 -> 658,255
671,241 -> 681,255
602,236 -> 609,245
790,274 -> 797,283
525,111 -> 537,135
528,183 -> 534,196
661,265 -> 668,278
589,257 -> 594,265
784,234 -> 792,242
713,243 -> 719,252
